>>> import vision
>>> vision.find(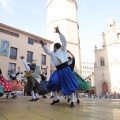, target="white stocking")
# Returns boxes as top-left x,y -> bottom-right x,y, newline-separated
50,92 -> 53,96
35,93 -> 39,99
76,93 -> 80,100
53,91 -> 58,101
70,93 -> 74,103
31,90 -> 35,99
